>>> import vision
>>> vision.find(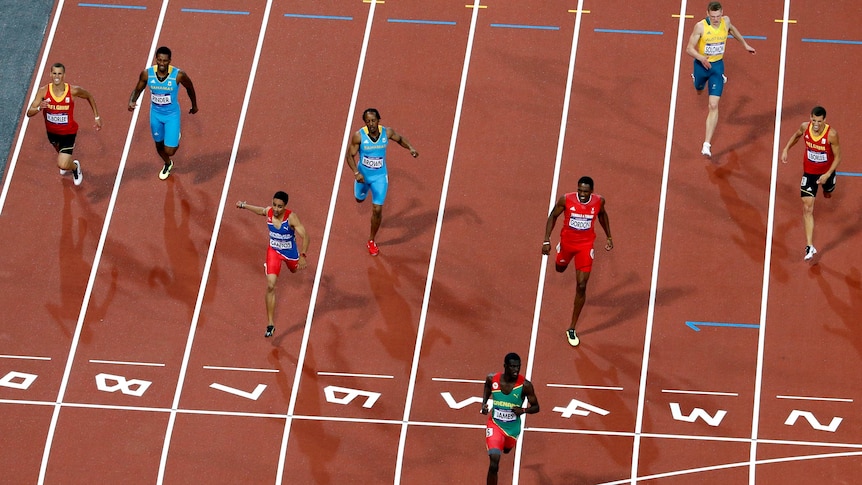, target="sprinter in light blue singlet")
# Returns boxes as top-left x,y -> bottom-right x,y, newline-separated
129,46 -> 198,180
345,108 -> 419,256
